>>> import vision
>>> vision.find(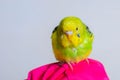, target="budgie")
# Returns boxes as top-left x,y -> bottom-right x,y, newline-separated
51,16 -> 94,68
